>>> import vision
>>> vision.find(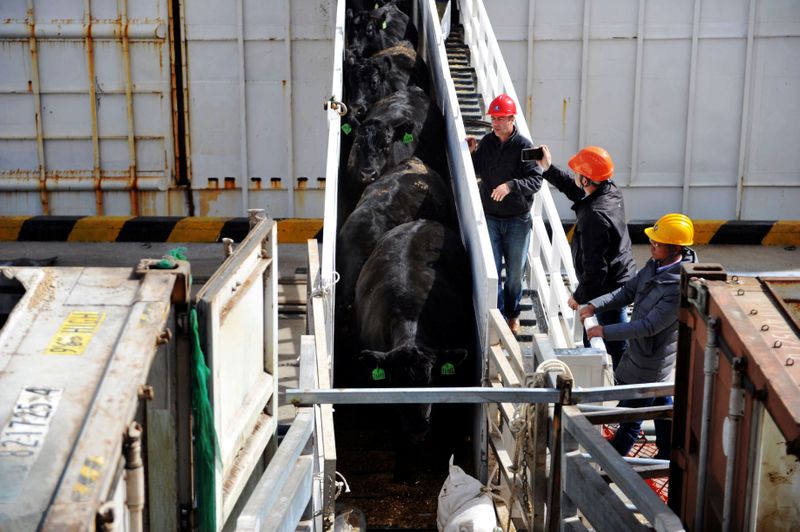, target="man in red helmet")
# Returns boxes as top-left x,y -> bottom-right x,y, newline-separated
535,145 -> 636,370
466,94 -> 543,334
